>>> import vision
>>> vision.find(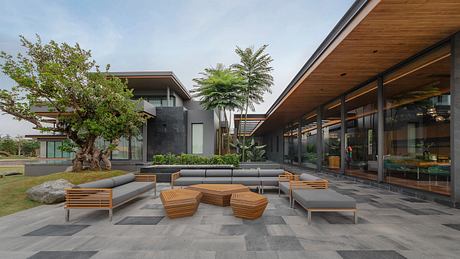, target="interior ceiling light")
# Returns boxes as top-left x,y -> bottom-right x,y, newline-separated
340,73 -> 347,77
